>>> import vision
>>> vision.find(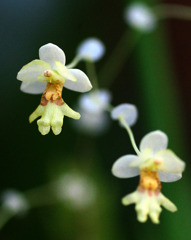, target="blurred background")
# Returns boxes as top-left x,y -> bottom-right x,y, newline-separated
0,0 -> 191,239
